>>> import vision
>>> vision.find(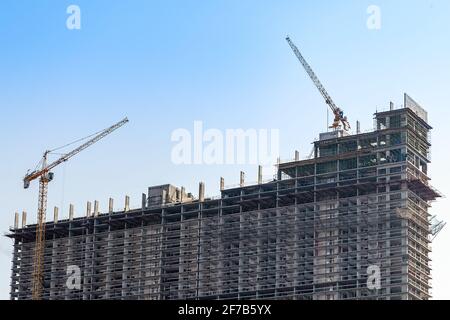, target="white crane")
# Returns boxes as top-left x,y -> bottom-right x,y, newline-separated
286,36 -> 351,131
